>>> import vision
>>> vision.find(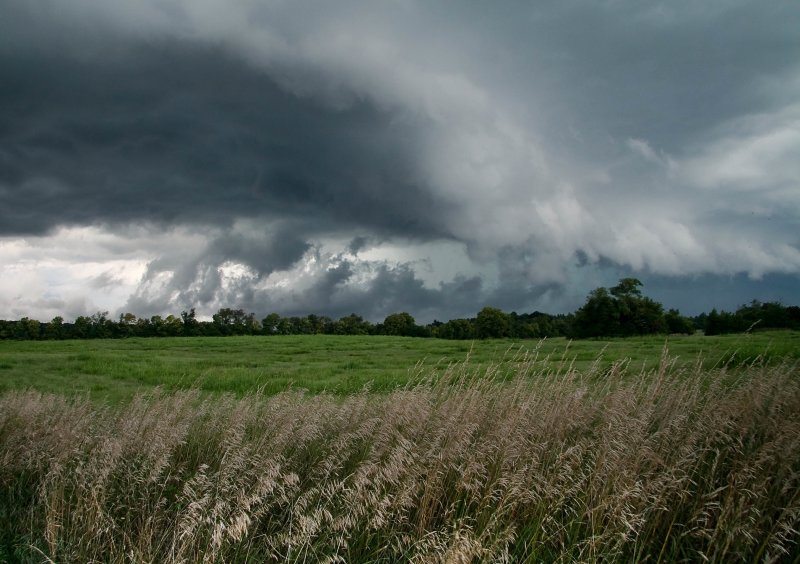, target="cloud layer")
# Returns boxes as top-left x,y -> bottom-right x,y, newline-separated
1,0 -> 799,321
